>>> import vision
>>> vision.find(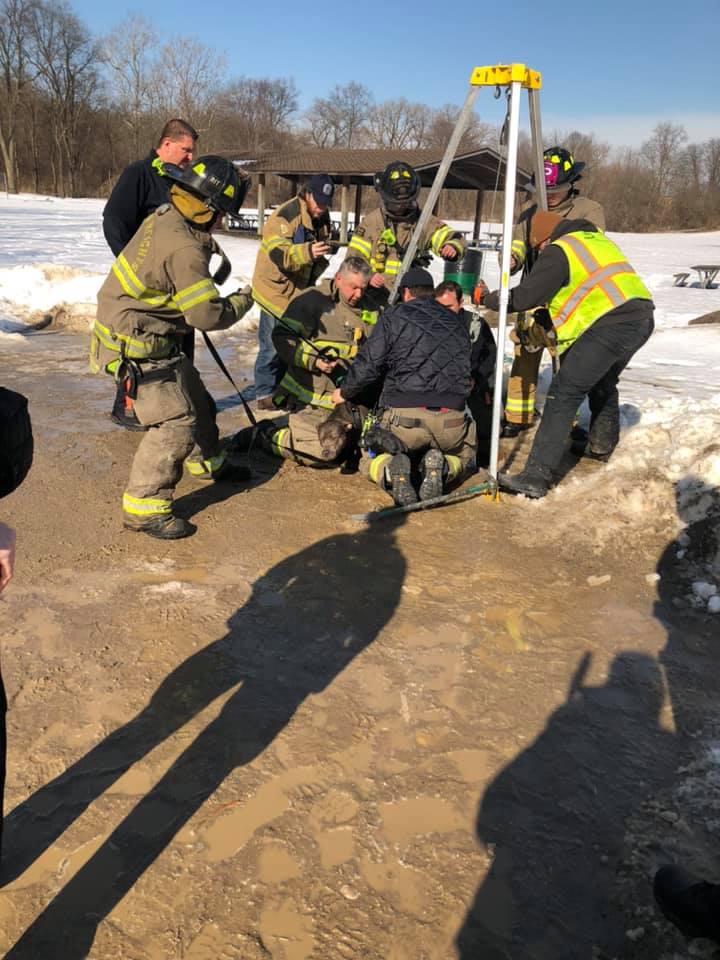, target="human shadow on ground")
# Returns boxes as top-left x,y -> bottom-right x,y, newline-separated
654,477 -> 720,900
656,477 -> 720,739
455,650 -> 677,960
2,516 -> 406,957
